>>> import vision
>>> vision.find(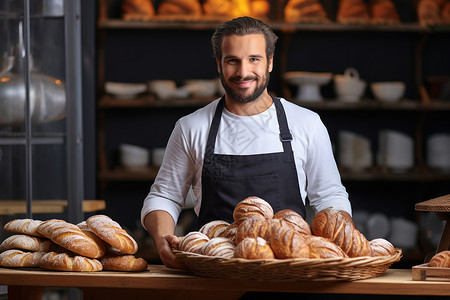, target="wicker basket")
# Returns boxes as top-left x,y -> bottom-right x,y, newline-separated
174,249 -> 402,281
